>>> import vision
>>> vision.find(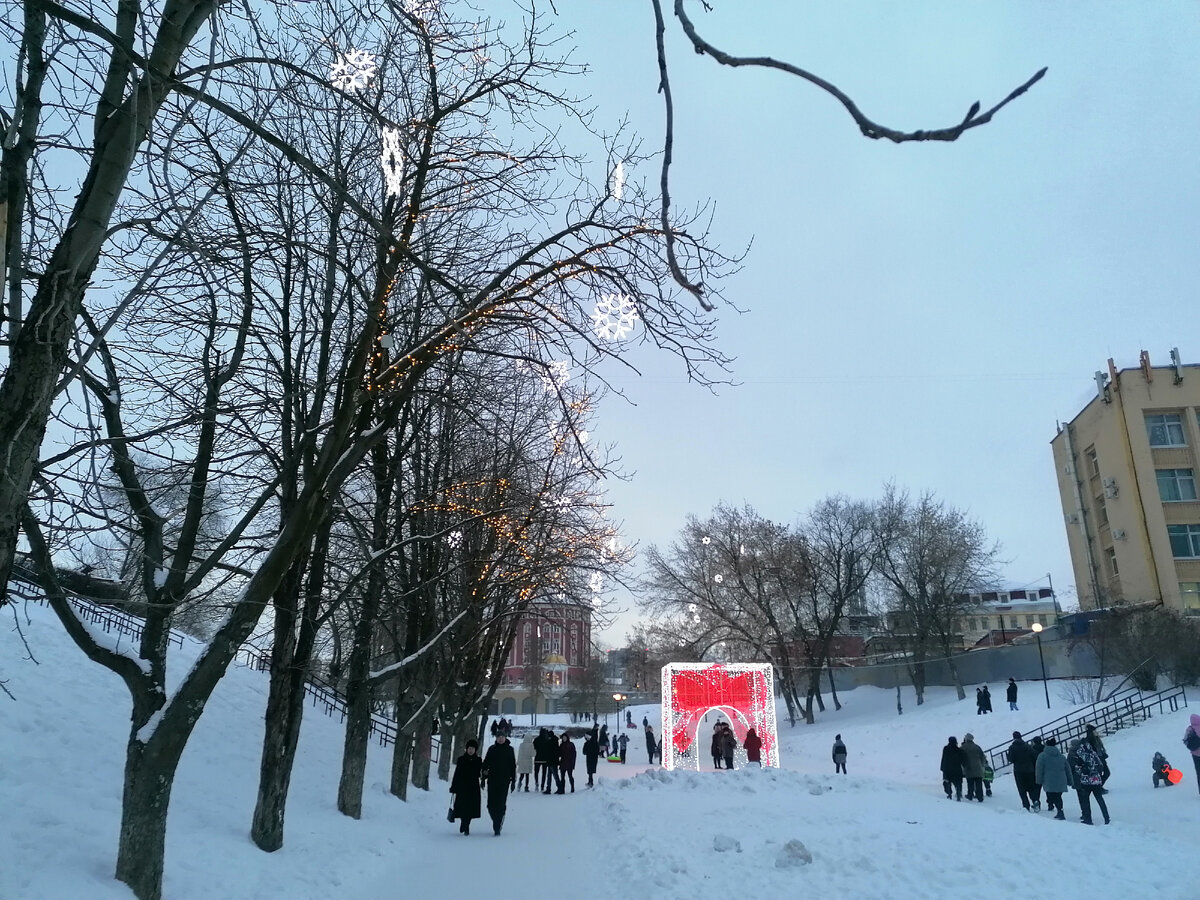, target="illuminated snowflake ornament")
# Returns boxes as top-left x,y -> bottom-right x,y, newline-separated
609,160 -> 625,201
404,0 -> 437,20
381,127 -> 405,198
538,360 -> 570,393
660,663 -> 780,771
713,574 -> 724,584
446,530 -> 462,549
330,48 -> 377,93
591,293 -> 637,341
701,536 -> 711,546
589,572 -> 604,593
